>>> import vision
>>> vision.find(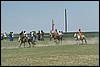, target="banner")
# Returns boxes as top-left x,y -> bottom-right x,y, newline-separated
52,19 -> 54,30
